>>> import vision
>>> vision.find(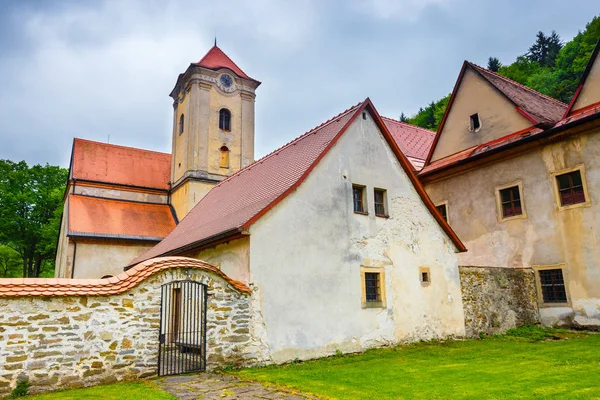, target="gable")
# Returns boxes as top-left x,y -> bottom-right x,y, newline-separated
570,44 -> 600,113
430,67 -> 532,162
